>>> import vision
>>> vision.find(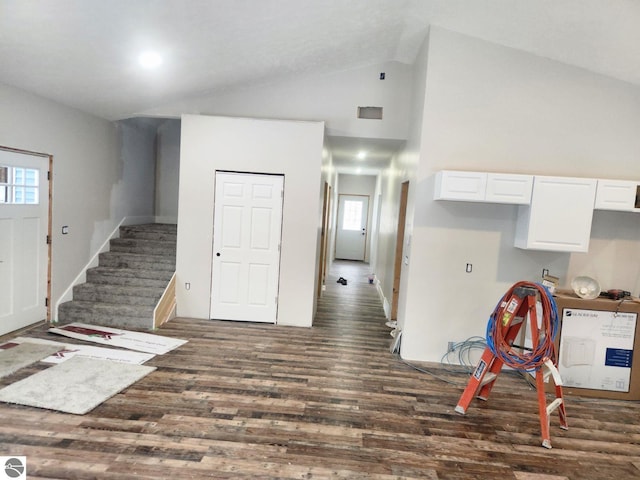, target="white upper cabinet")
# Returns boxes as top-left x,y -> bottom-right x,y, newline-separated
515,176 -> 597,253
434,171 -> 487,201
485,173 -> 533,204
595,179 -> 640,212
434,170 -> 640,253
435,171 -> 532,204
